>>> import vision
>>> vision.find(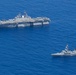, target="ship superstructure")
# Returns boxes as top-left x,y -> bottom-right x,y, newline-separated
0,12 -> 50,27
